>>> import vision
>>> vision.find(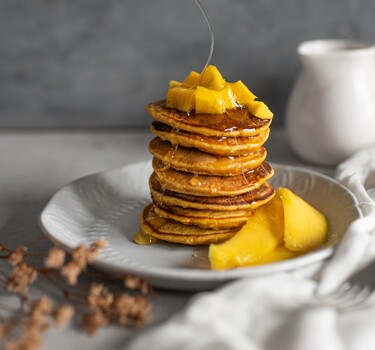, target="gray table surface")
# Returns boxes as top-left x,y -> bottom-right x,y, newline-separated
0,126 -> 335,349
